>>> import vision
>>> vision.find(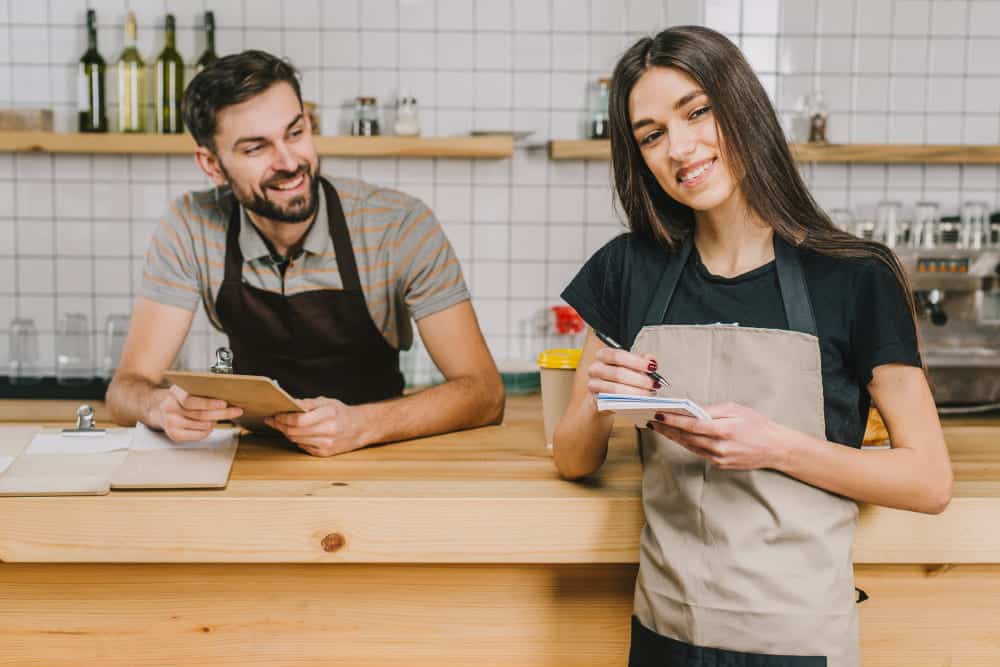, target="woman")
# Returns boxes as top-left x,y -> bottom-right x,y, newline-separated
554,26 -> 952,666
